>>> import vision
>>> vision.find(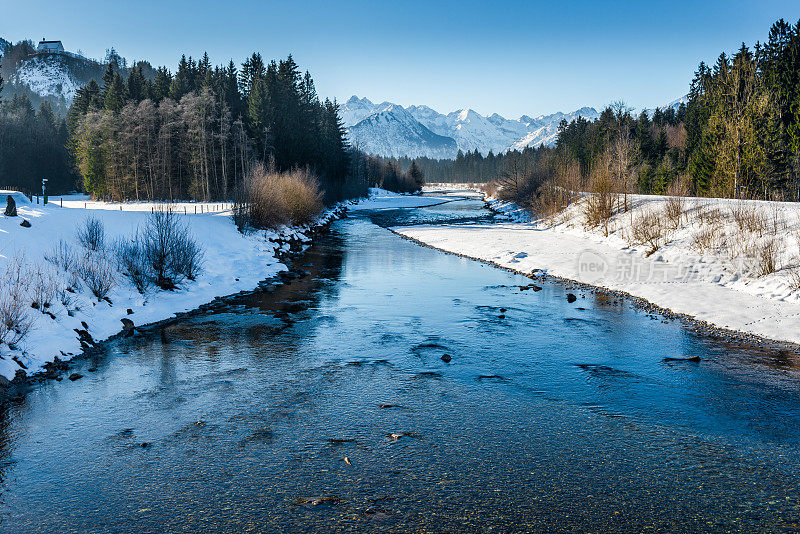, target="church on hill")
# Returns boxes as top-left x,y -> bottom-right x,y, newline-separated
36,40 -> 64,54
